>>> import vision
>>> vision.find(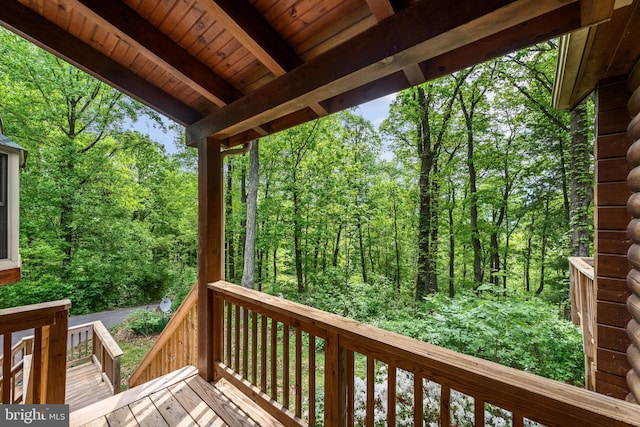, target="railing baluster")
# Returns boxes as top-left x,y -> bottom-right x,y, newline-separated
283,323 -> 290,408
366,357 -> 374,427
234,304 -> 240,372
226,301 -> 232,366
32,327 -> 42,404
3,332 -> 11,403
440,385 -> 451,427
513,411 -> 524,427
243,307 -> 249,377
346,350 -> 354,427
252,310 -> 258,384
414,375 -> 423,427
475,398 -> 485,427
388,364 -> 396,426
295,328 -> 302,418
261,314 -> 267,392
309,335 -> 316,426
270,318 -> 278,400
